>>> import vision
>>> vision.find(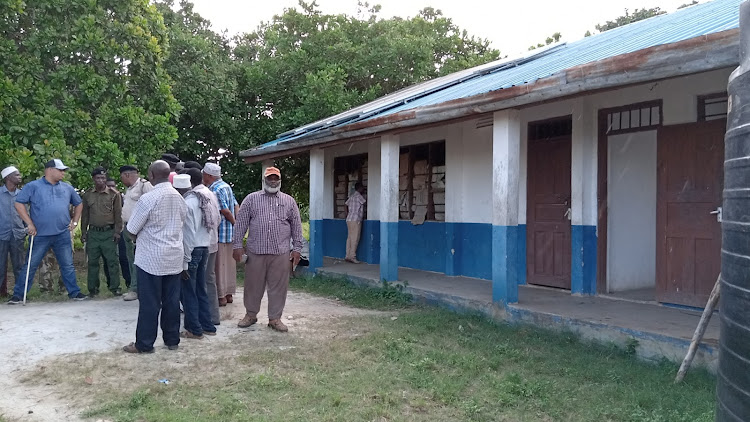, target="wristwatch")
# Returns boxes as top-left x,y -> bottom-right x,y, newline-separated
72,222 -> 78,226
